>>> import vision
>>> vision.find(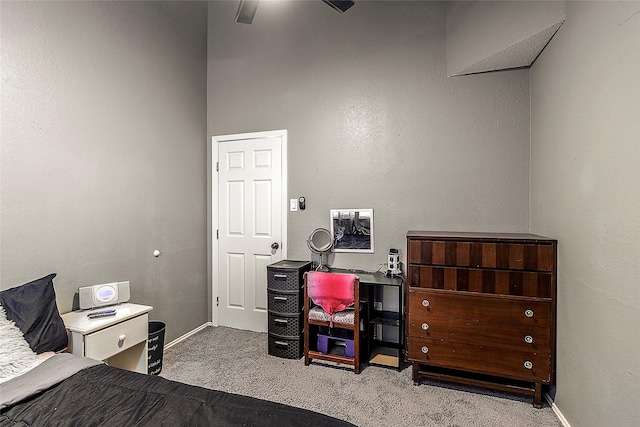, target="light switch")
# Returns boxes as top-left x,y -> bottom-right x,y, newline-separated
290,198 -> 298,212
